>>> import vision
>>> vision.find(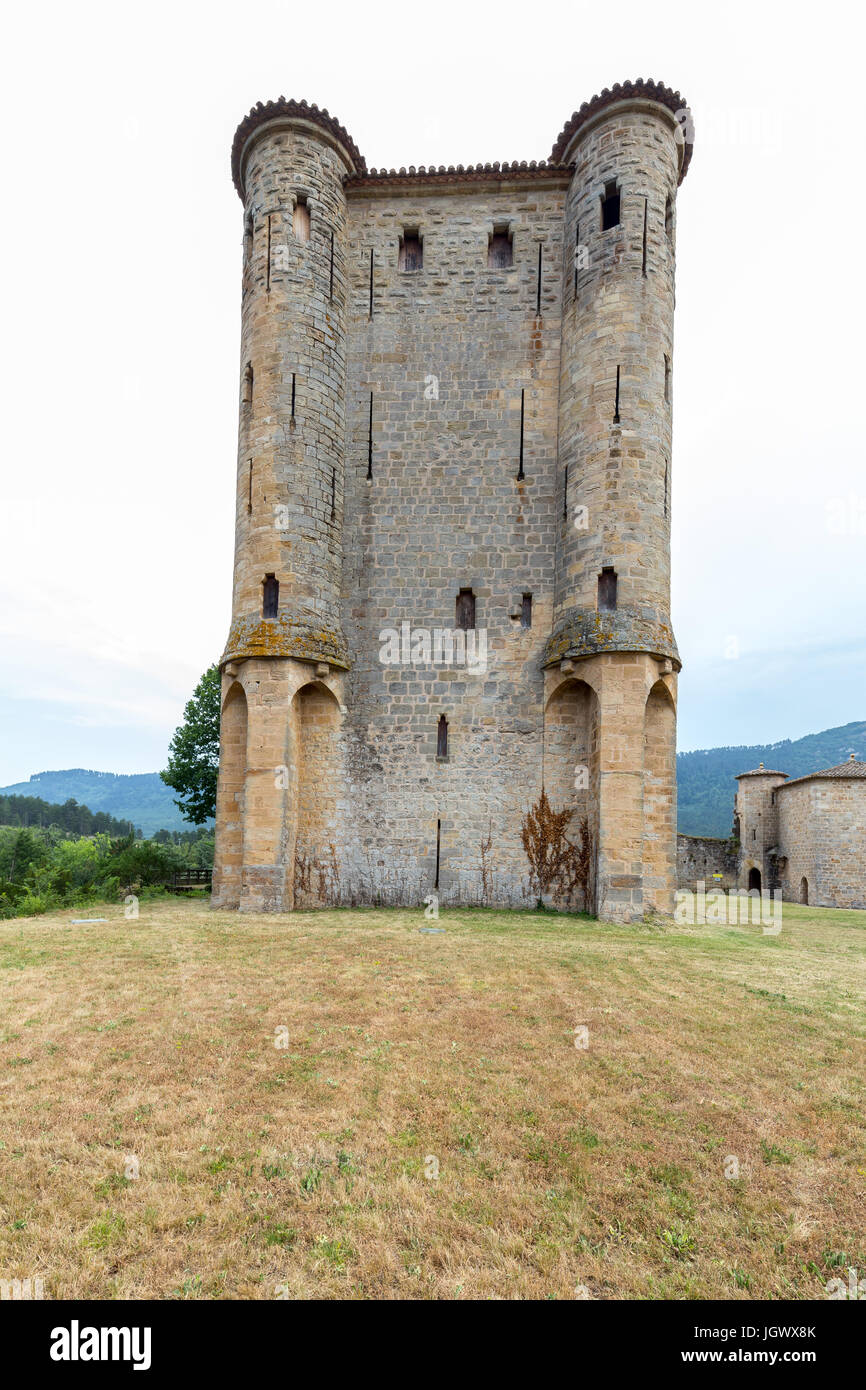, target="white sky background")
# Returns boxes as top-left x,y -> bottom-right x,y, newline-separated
0,0 -> 863,785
